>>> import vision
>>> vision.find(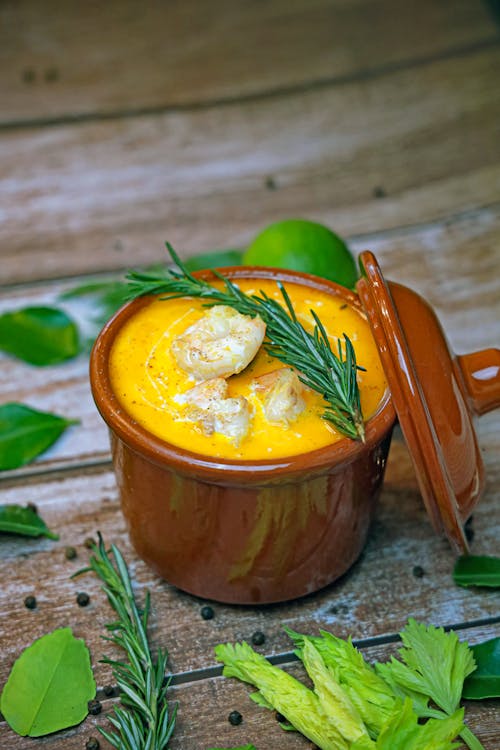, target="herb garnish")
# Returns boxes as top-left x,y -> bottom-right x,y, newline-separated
76,534 -> 177,749
126,244 -> 365,440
